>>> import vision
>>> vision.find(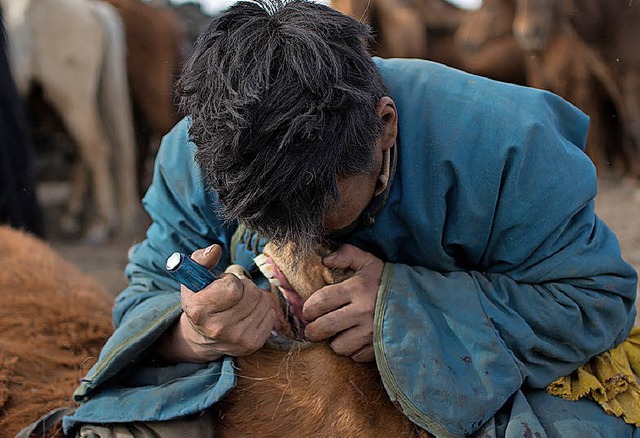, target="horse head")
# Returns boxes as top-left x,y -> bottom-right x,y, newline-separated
330,0 -> 373,23
227,241 -> 352,343
455,0 -> 515,53
218,242 -> 425,437
512,0 -> 562,51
